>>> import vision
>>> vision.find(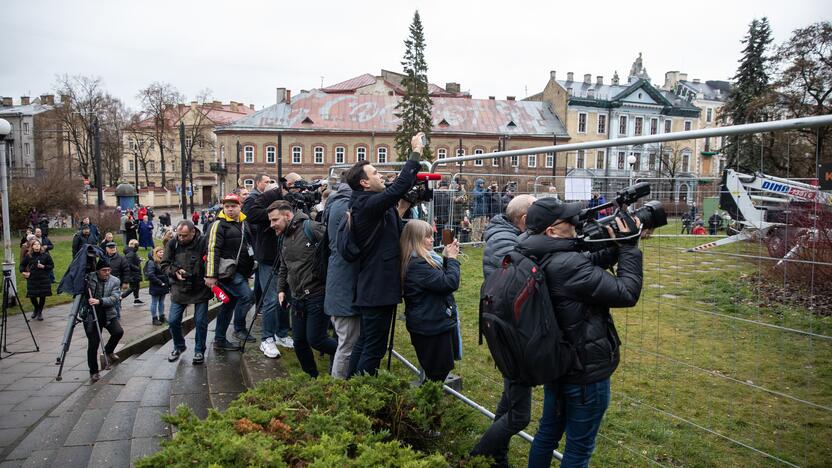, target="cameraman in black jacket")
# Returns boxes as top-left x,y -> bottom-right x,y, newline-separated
518,197 -> 643,468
